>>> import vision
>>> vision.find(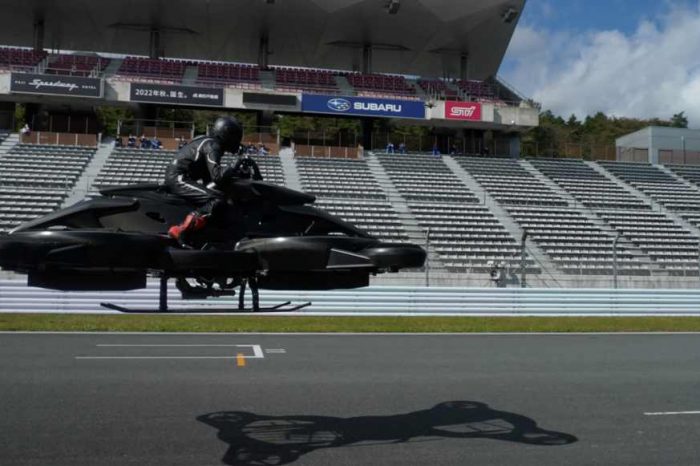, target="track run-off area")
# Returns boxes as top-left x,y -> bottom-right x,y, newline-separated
2,332 -> 700,465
